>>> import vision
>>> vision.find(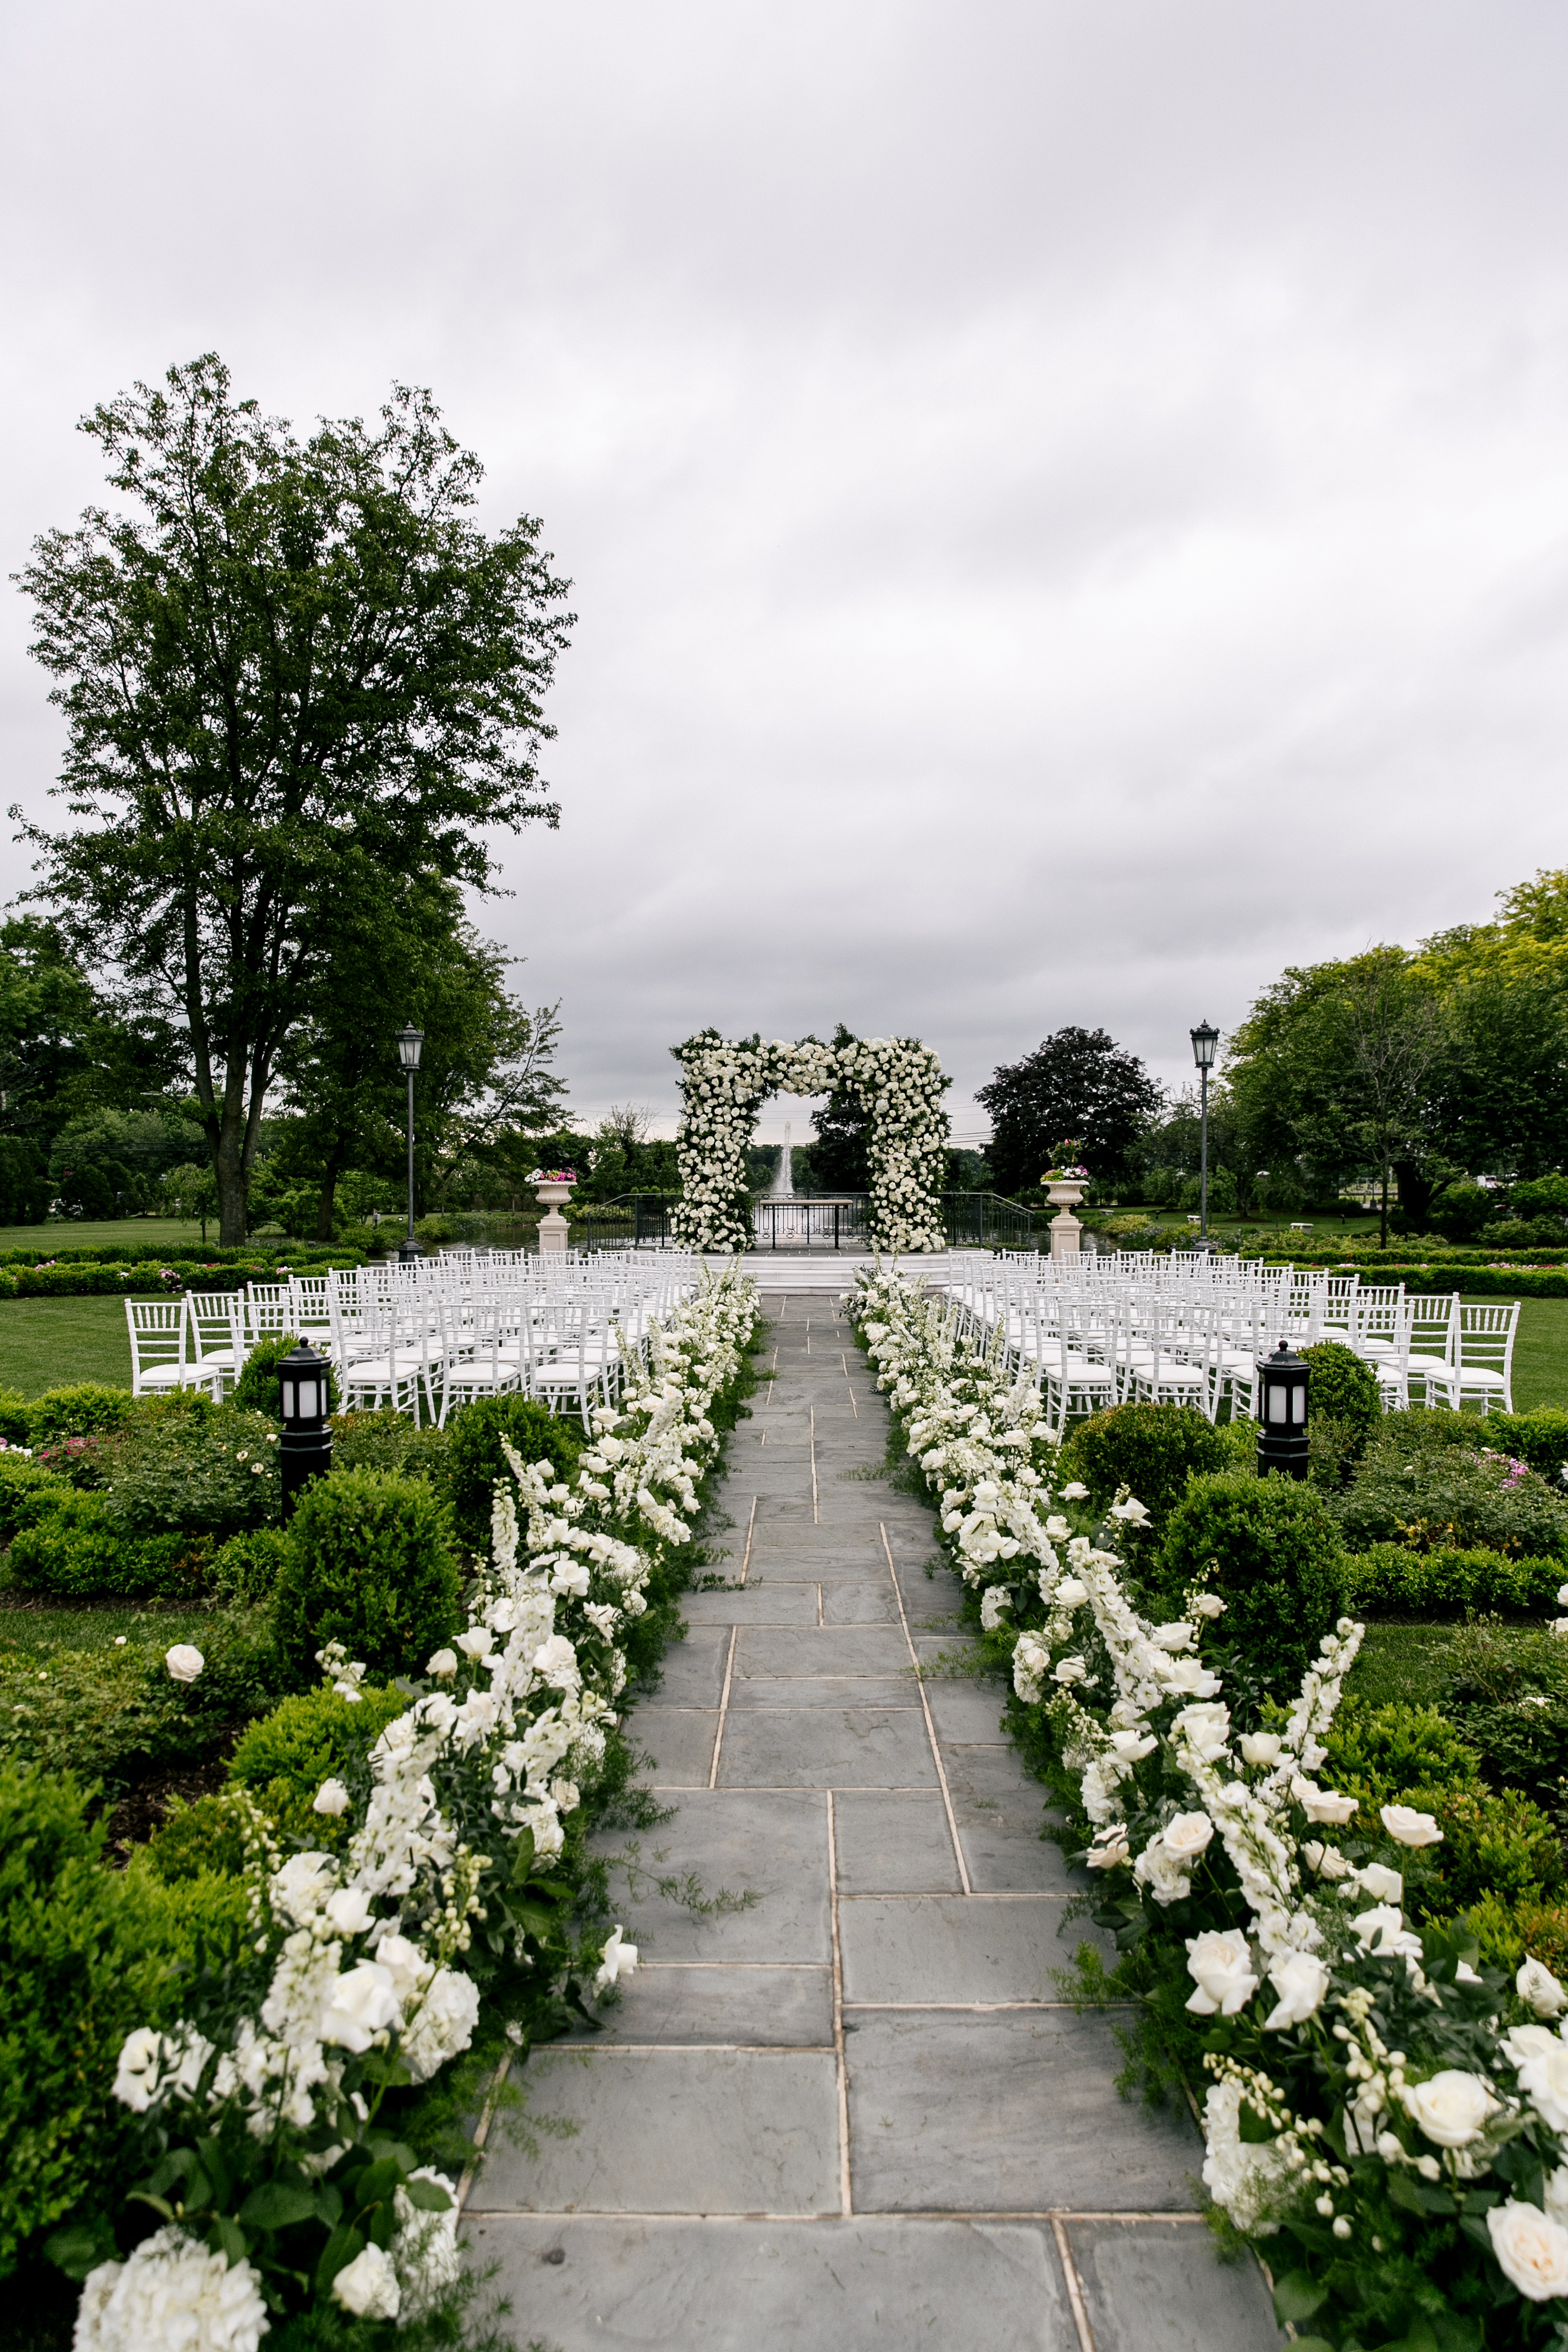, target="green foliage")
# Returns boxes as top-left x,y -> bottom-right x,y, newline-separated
141,1790 -> 250,1882
23,1386 -> 134,1446
273,1468 -> 461,1684
0,1613 -> 283,1790
328,1409 -> 451,1486
1160,1472 -> 1348,1696
1427,1181 -> 1492,1243
975,1025 -> 1162,1195
0,1392 -> 30,1444
99,1403 -> 282,1541
0,1766 -> 184,2275
1059,1401 -> 1231,1526
1341,1541 -> 1565,1618
1416,1780 -> 1564,1911
444,1394 -> 580,1550
0,1456 -> 68,1542
230,1333 -> 339,1420
1335,1412 -> 1568,1558
1297,1341 -> 1380,1441
1485,1406 -> 1568,1482
1320,1697 -> 1480,1809
6,1491 -> 206,1599
1453,1696 -> 1568,1811
210,1525 -> 290,1605
228,1682 -> 415,1848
